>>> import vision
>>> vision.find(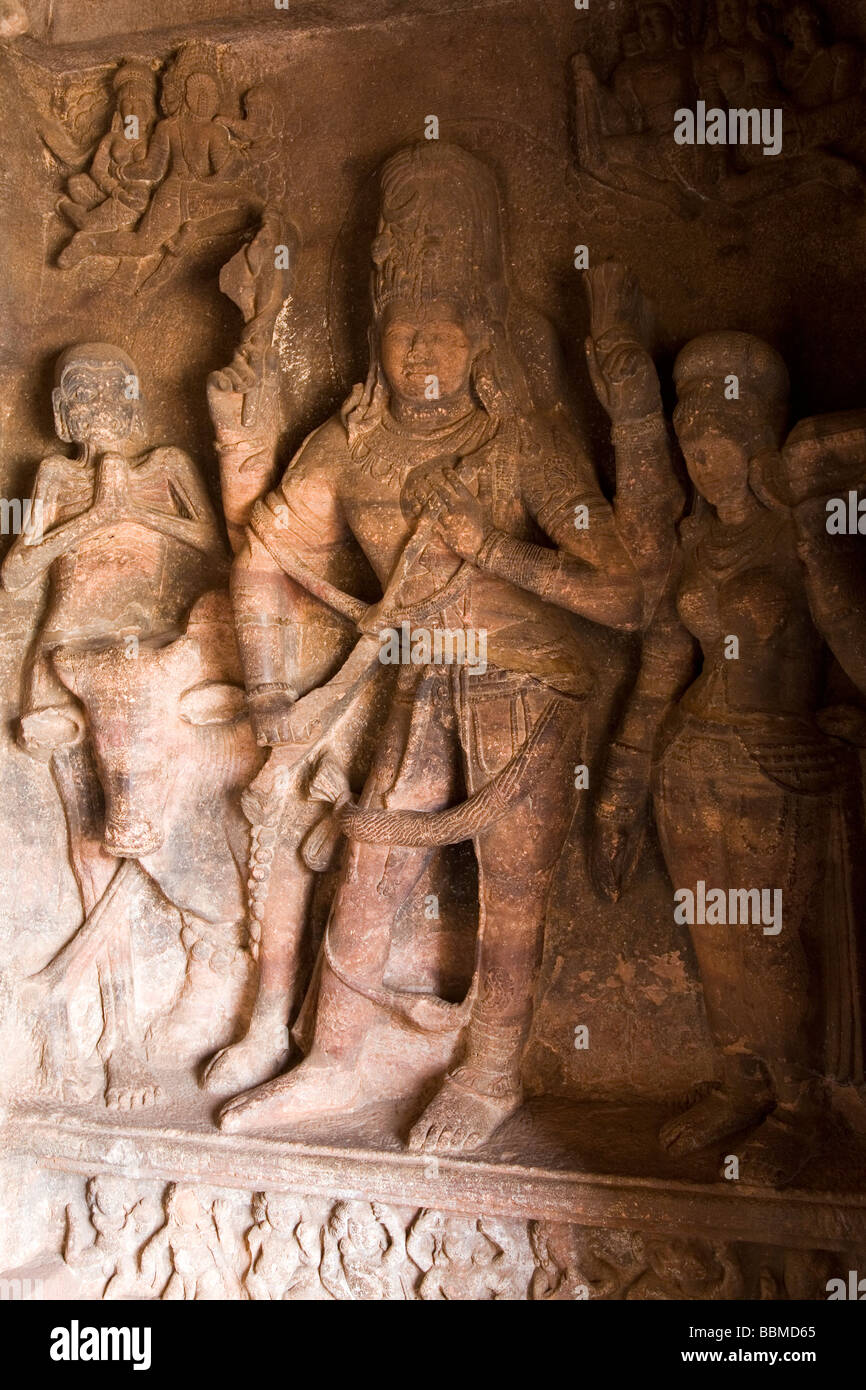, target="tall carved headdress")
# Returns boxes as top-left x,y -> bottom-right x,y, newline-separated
160,41 -> 223,116
370,142 -> 509,323
344,141 -> 529,451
